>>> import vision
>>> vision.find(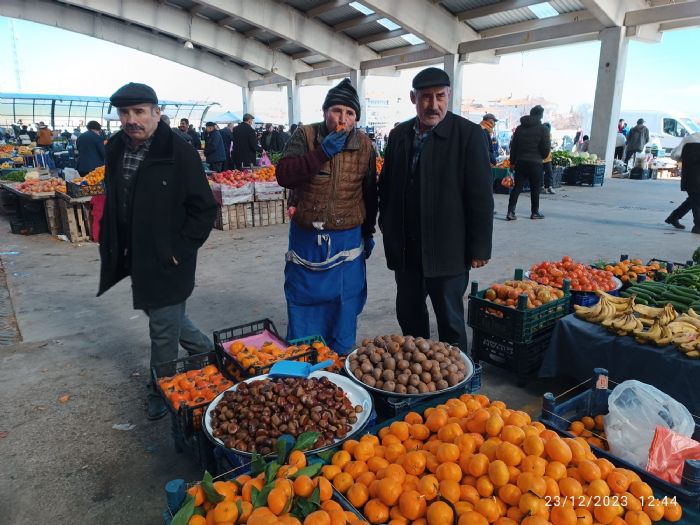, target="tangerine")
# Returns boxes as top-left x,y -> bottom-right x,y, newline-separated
427,501 -> 454,525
